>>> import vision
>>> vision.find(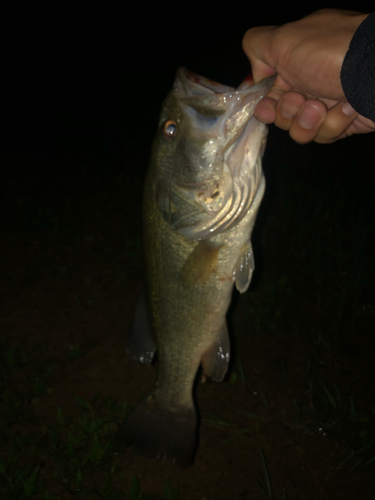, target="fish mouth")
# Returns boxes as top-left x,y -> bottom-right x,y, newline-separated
180,67 -> 270,99
167,69 -> 275,240
183,69 -> 238,94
